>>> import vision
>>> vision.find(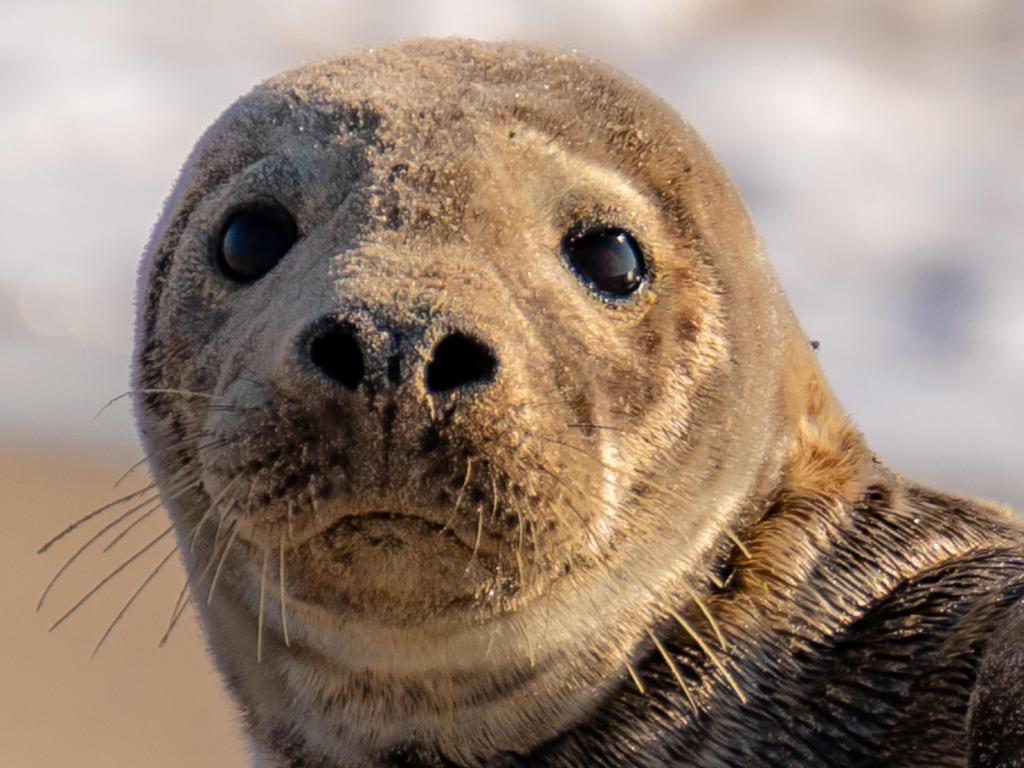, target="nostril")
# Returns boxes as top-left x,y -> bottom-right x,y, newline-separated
308,322 -> 364,391
426,332 -> 498,394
